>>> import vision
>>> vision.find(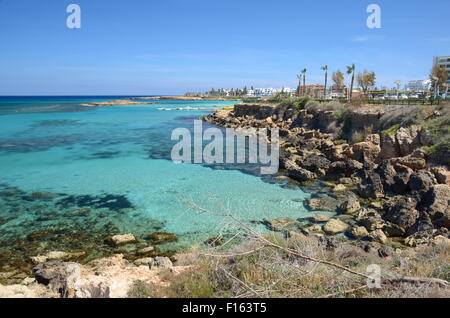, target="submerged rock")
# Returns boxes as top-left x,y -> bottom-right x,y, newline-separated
105,234 -> 138,247
136,246 -> 155,256
263,218 -> 299,232
305,193 -> 342,212
146,232 -> 178,245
